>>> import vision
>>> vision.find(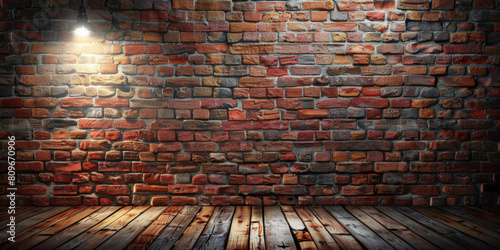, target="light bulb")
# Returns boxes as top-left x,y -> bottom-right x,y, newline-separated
74,26 -> 90,37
